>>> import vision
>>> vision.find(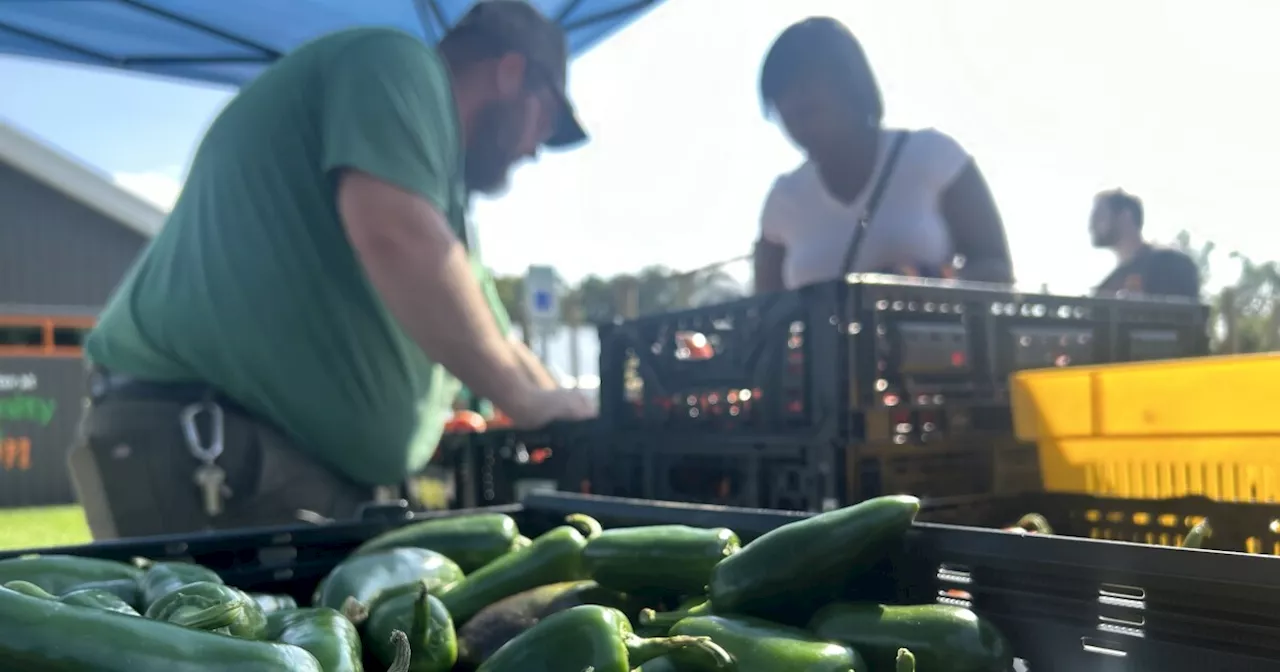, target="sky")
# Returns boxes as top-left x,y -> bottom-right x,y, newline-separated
3,0 -> 1280,297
